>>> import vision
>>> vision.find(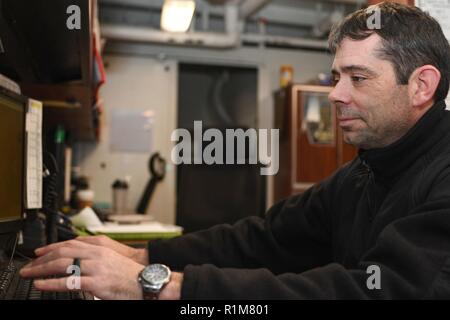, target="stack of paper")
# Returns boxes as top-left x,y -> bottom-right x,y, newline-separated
71,207 -> 182,240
